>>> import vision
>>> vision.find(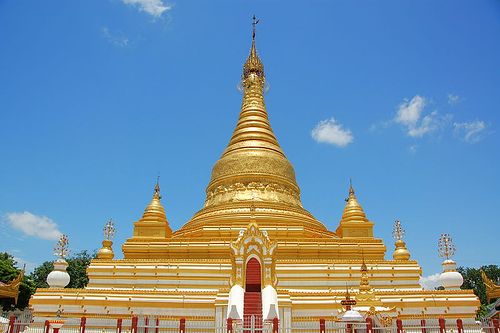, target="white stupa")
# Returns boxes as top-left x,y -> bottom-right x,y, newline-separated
438,234 -> 463,290
46,234 -> 71,289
